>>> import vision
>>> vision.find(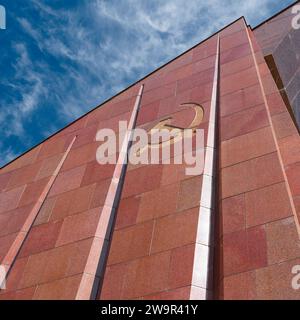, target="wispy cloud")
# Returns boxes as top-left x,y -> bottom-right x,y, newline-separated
0,0 -> 294,166
1,42 -> 45,138
0,141 -> 19,166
